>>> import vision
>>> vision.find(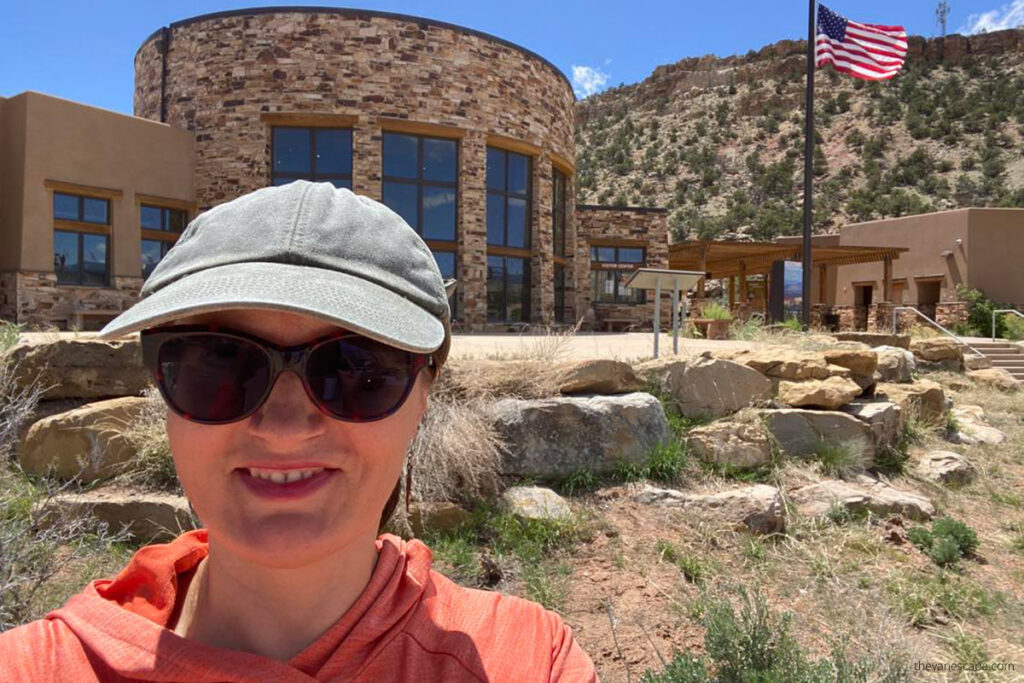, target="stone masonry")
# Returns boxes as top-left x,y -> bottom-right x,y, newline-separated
134,9 -> 579,329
